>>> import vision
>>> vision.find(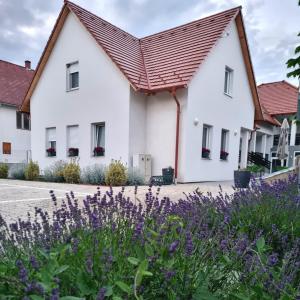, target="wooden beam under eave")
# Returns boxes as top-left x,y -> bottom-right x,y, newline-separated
235,13 -> 263,121
21,5 -> 70,112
